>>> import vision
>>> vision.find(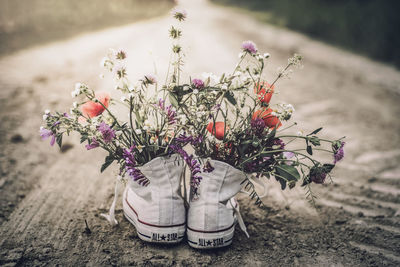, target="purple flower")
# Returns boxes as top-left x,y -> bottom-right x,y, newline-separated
333,141 -> 345,164
175,133 -> 203,146
213,104 -> 221,111
309,166 -> 327,184
245,161 -> 258,172
52,121 -> 61,127
97,122 -> 116,143
283,151 -> 295,165
251,117 -> 266,137
63,112 -> 70,118
273,138 -> 285,149
241,40 -> 257,54
283,151 -> 295,159
310,171 -> 327,184
158,98 -> 165,110
203,160 -> 214,173
158,98 -> 176,125
169,143 -> 202,195
192,78 -> 204,89
85,138 -> 100,150
123,146 -> 149,186
39,127 -> 56,146
166,105 -> 177,125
